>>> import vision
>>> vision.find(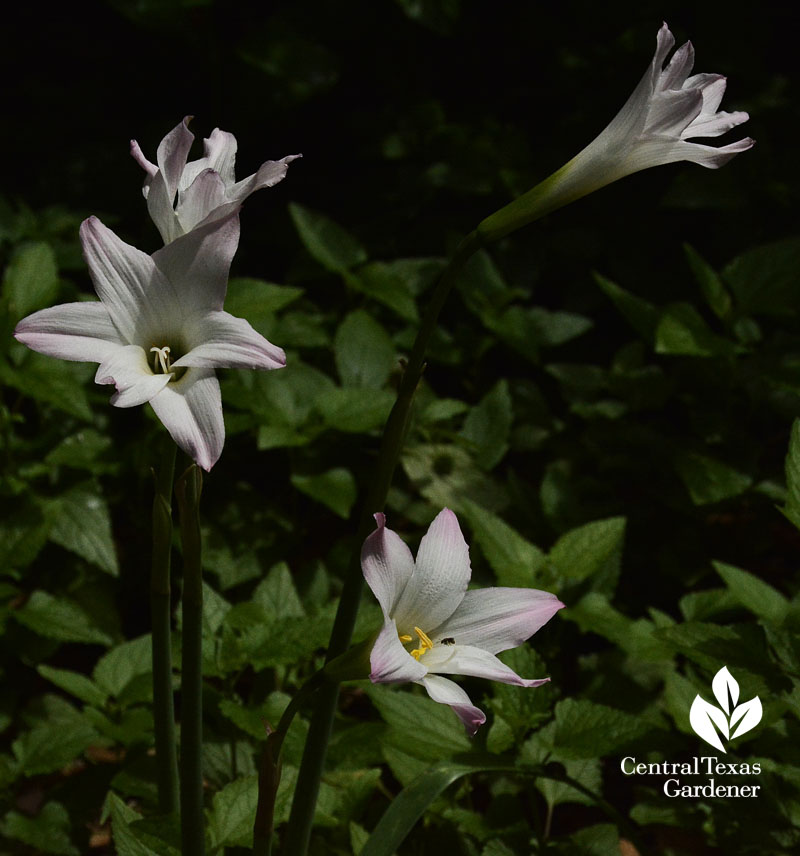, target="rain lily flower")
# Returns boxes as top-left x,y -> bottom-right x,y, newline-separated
362,508 -> 564,735
131,117 -> 301,244
479,22 -> 754,242
14,212 -> 285,470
